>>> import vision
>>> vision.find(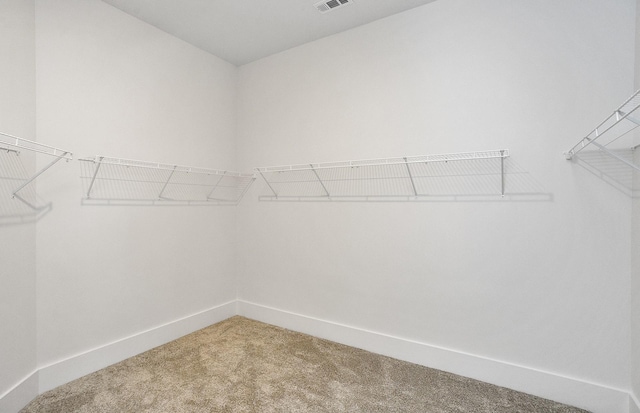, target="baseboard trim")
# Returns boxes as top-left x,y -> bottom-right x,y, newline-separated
630,392 -> 640,413
9,300 -> 634,413
0,371 -> 39,413
38,301 -> 236,393
237,300 -> 628,413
